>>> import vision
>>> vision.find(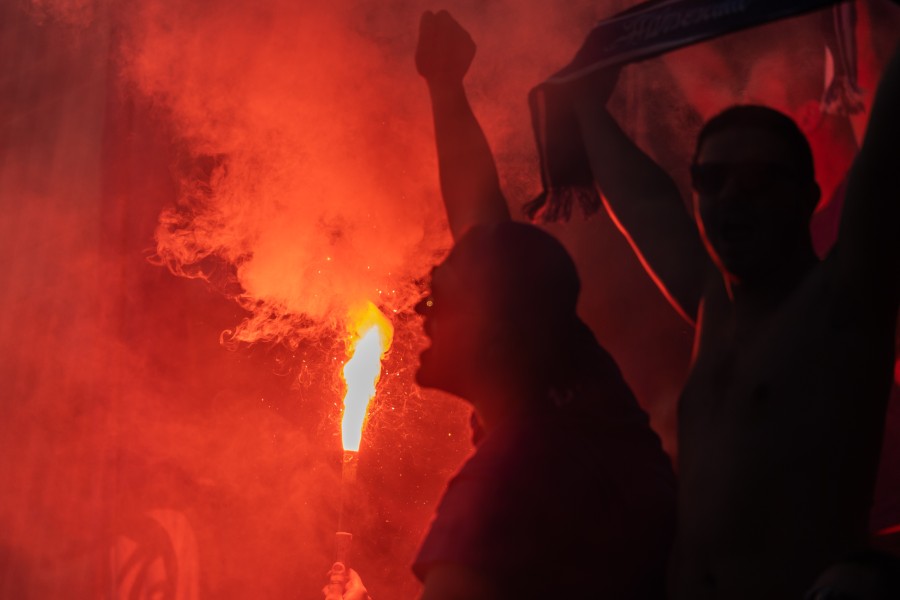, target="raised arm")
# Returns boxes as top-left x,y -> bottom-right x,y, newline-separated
570,70 -> 712,325
416,10 -> 511,241
832,39 -> 900,304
